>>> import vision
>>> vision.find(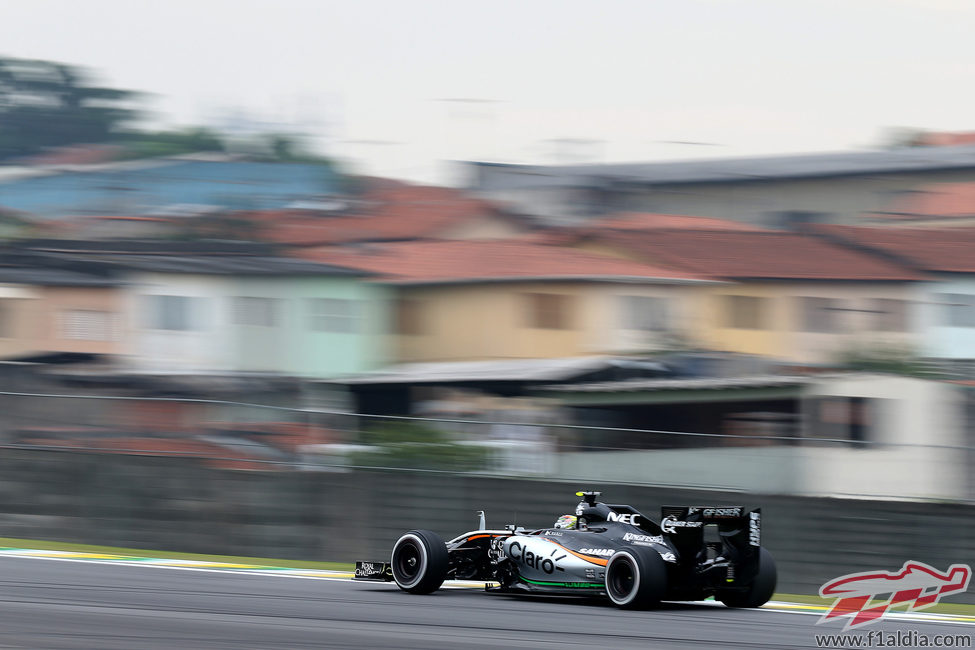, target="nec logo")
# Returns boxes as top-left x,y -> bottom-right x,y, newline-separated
607,512 -> 640,525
